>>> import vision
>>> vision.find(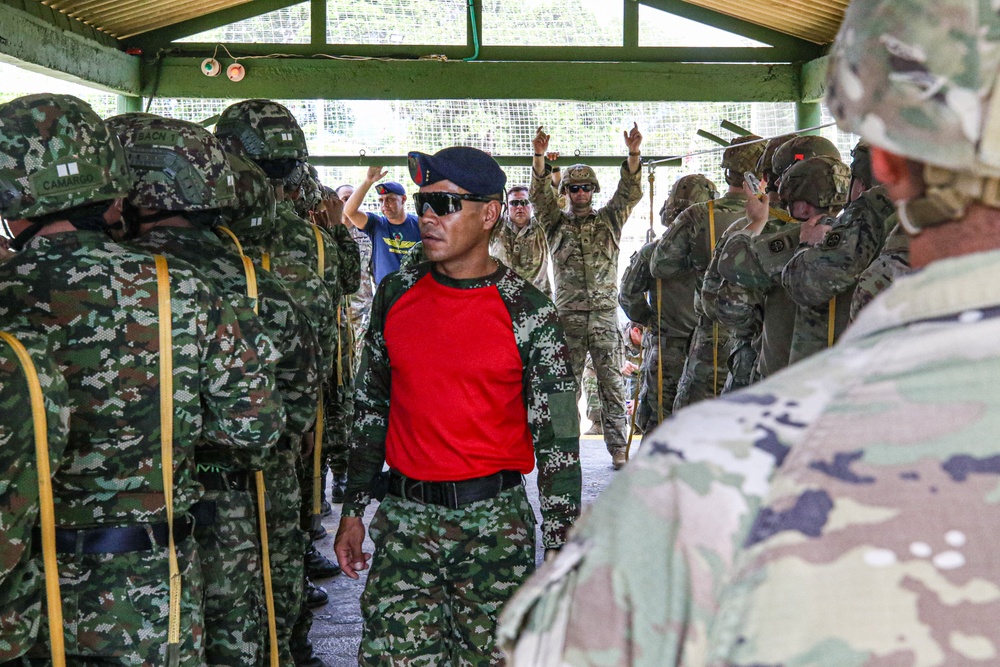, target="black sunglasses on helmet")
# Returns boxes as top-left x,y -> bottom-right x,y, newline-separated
413,191 -> 495,217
